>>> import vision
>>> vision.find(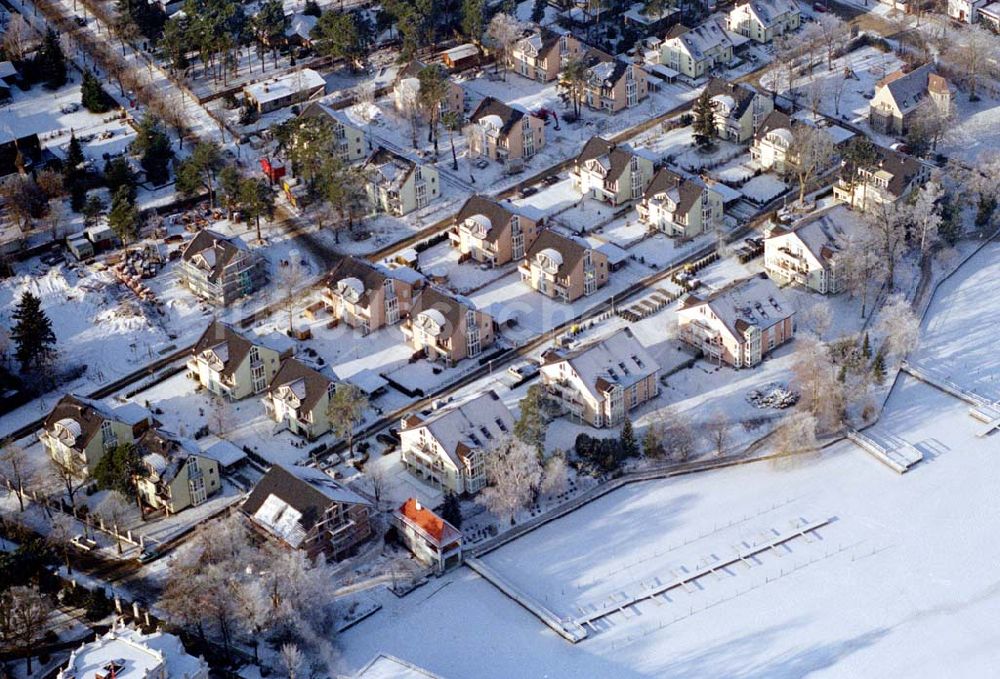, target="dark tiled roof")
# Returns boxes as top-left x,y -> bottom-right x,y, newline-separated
410,286 -> 475,336
470,97 -> 525,135
456,195 -> 515,243
575,137 -> 636,182
43,394 -> 111,451
873,146 -> 924,198
243,464 -> 368,535
704,77 -> 760,121
526,229 -> 589,278
268,358 -> 336,416
328,257 -> 390,307
192,321 -> 253,381
753,110 -> 792,142
180,230 -> 251,284
643,167 -> 706,218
